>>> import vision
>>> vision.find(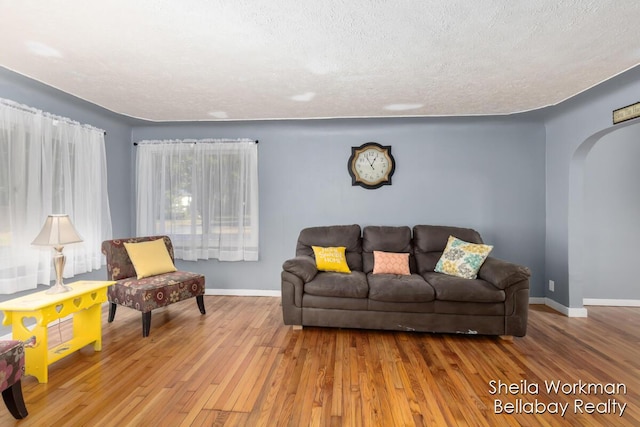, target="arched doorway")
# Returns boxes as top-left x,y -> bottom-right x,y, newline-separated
568,119 -> 640,313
